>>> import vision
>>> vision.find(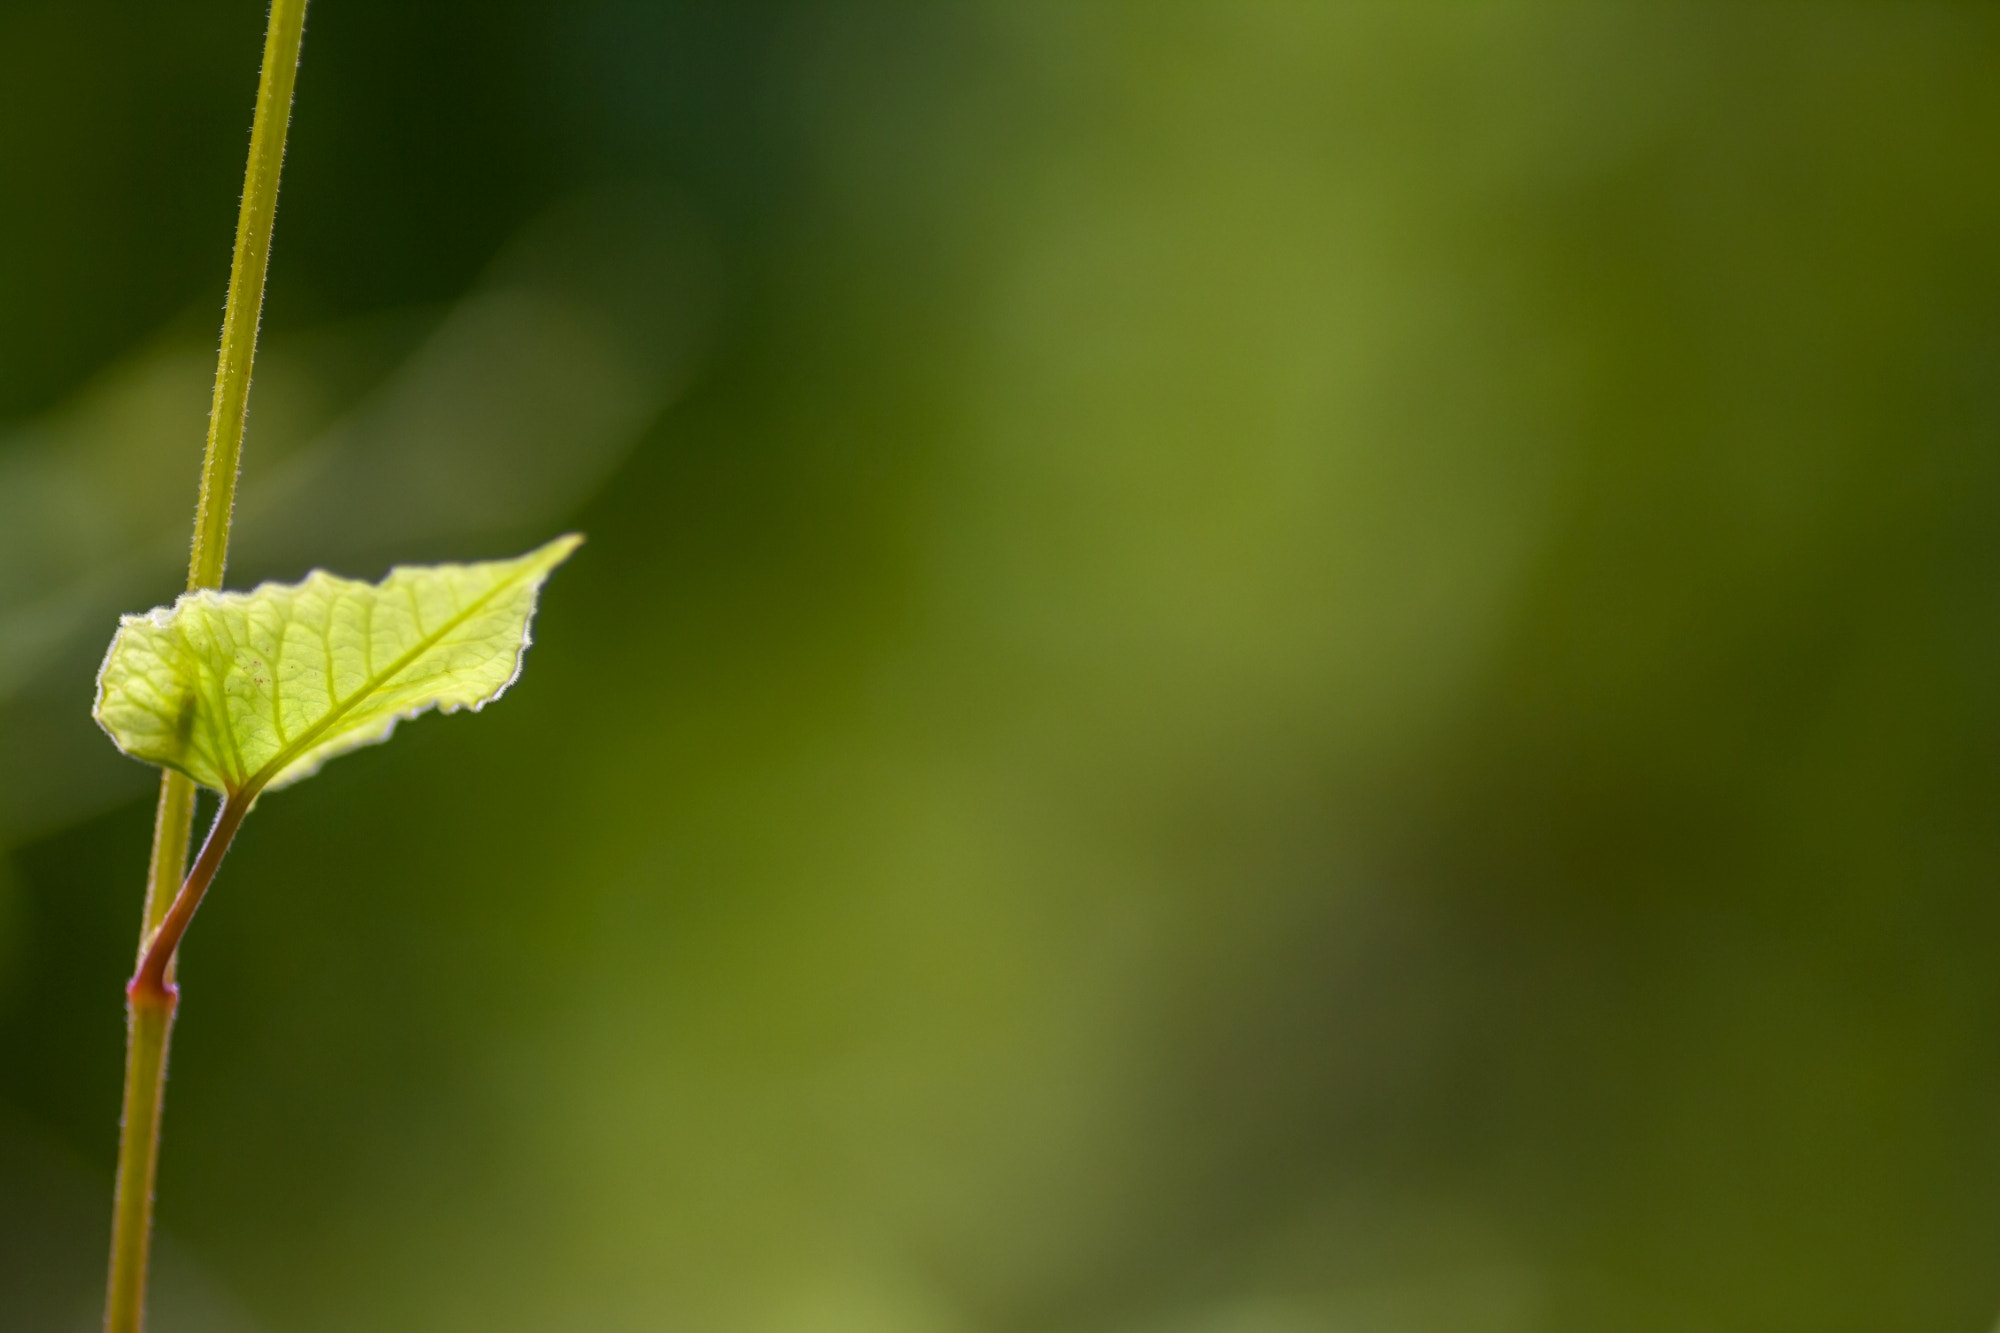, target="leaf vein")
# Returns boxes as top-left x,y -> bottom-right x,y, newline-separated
243,559 -> 545,794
